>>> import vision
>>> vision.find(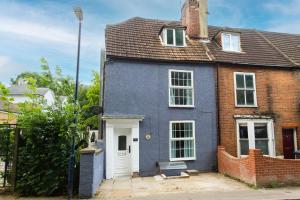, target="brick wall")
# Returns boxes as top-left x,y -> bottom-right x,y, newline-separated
218,65 -> 300,156
218,146 -> 300,186
181,0 -> 200,38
